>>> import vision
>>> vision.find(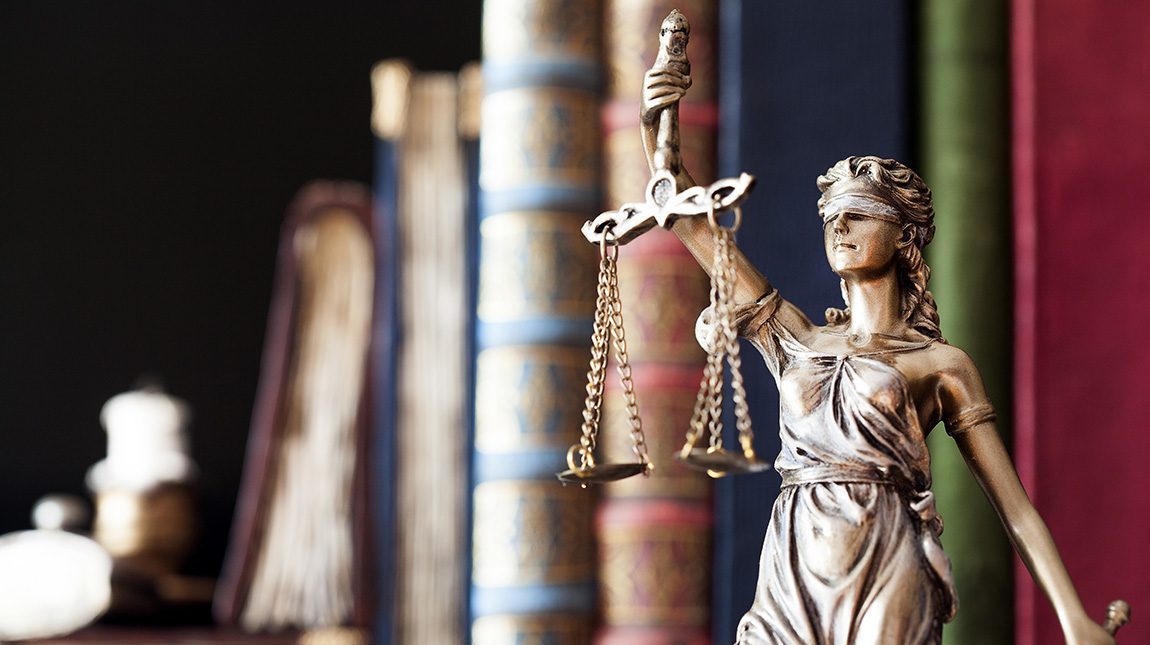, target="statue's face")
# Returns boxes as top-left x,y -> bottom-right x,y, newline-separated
823,209 -> 904,278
